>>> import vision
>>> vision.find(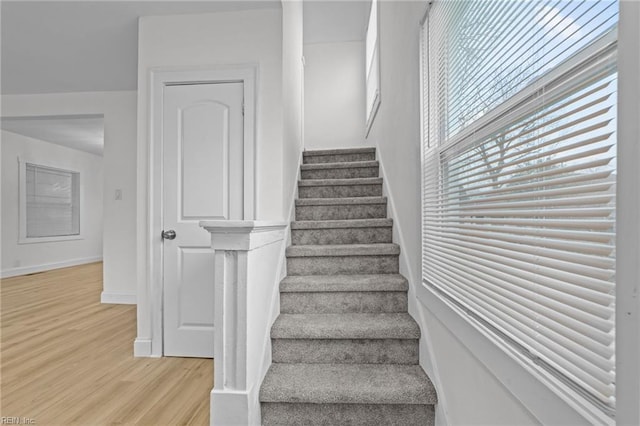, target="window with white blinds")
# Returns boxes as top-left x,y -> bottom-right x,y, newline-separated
365,0 -> 380,133
421,0 -> 618,417
24,163 -> 80,239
